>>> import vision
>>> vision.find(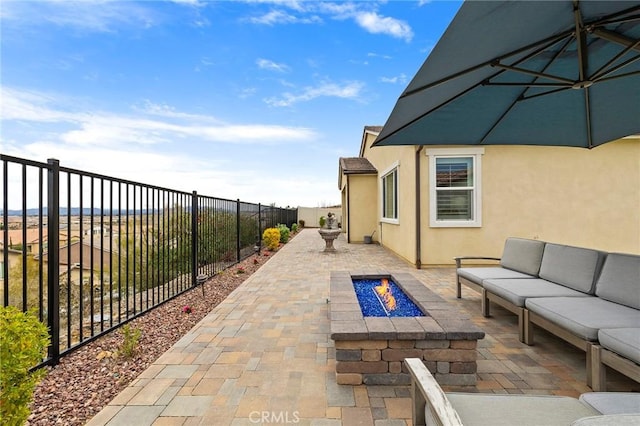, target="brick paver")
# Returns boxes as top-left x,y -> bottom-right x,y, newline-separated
87,229 -> 637,426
